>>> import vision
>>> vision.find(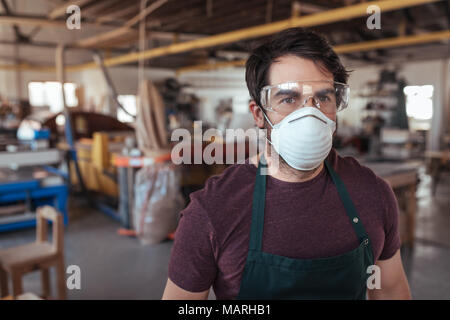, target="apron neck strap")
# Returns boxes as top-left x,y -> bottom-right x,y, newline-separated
249,156 -> 370,252
249,154 -> 267,251
323,160 -> 369,243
